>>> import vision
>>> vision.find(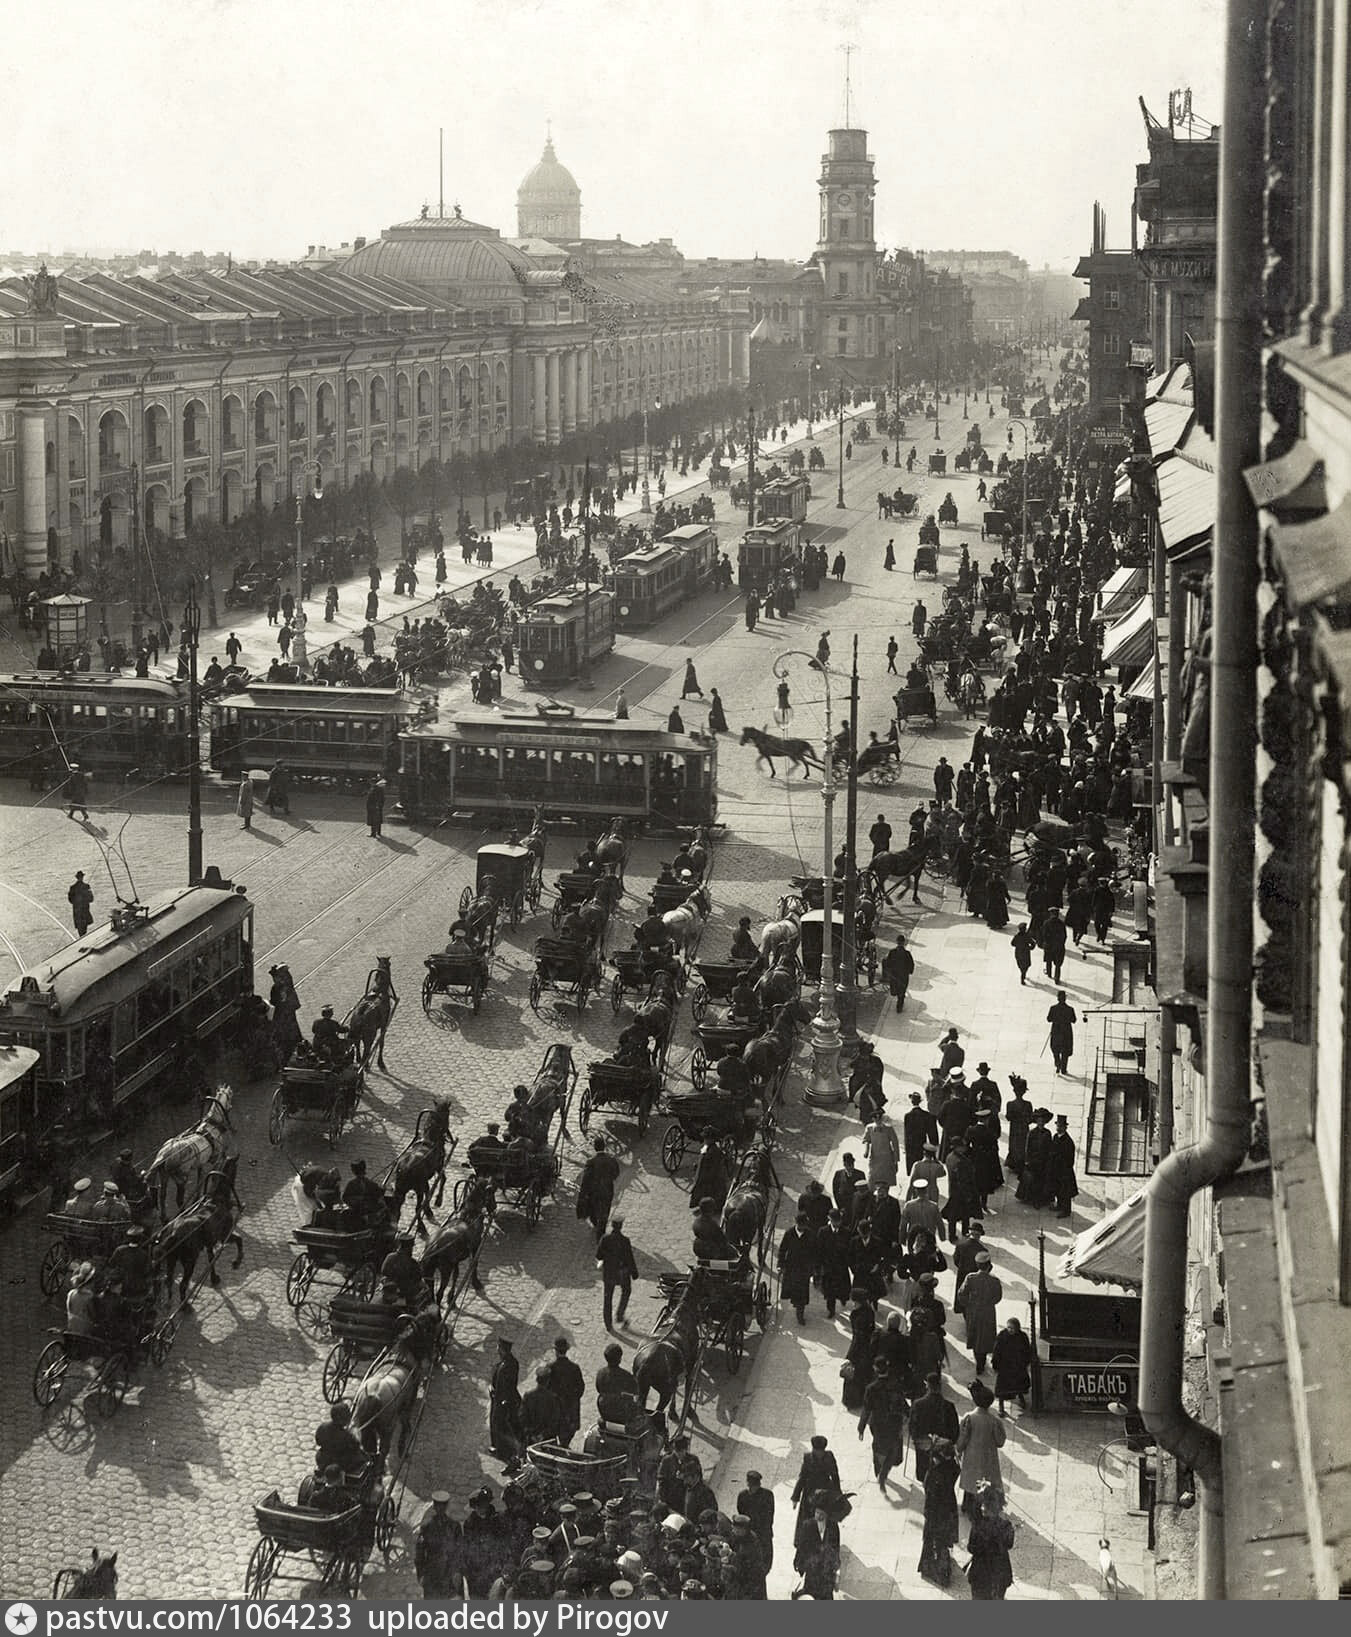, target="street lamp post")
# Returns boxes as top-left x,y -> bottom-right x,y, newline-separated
579,456 -> 595,691
835,383 -> 846,509
1007,418 -> 1030,559
835,636 -> 861,1055
773,647 -> 845,1106
184,579 -> 203,885
293,459 -> 323,673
